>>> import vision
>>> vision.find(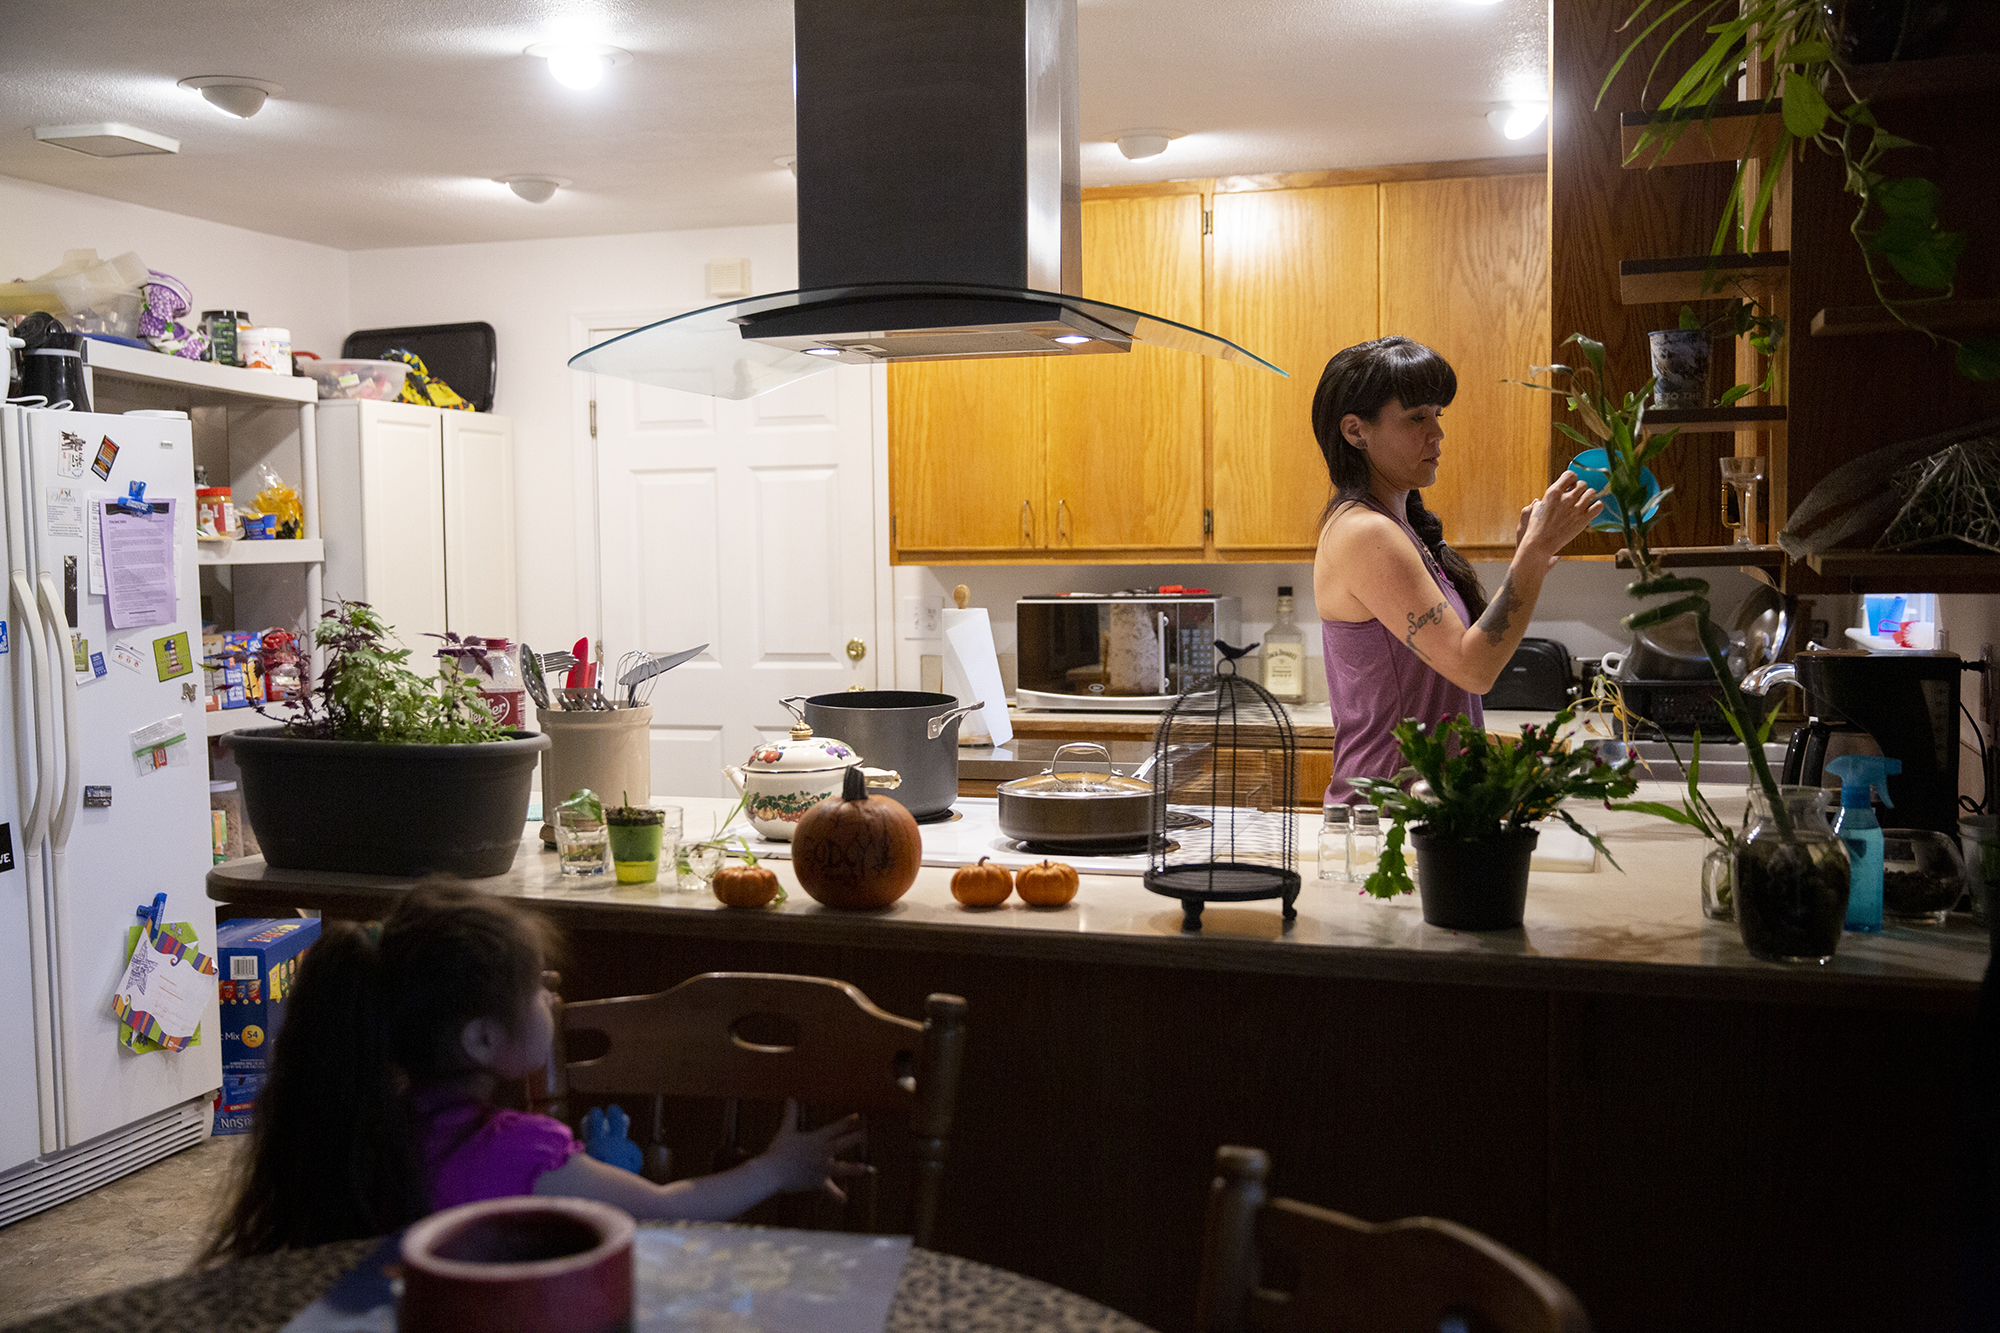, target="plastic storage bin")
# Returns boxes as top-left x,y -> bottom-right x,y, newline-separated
302,357 -> 411,401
